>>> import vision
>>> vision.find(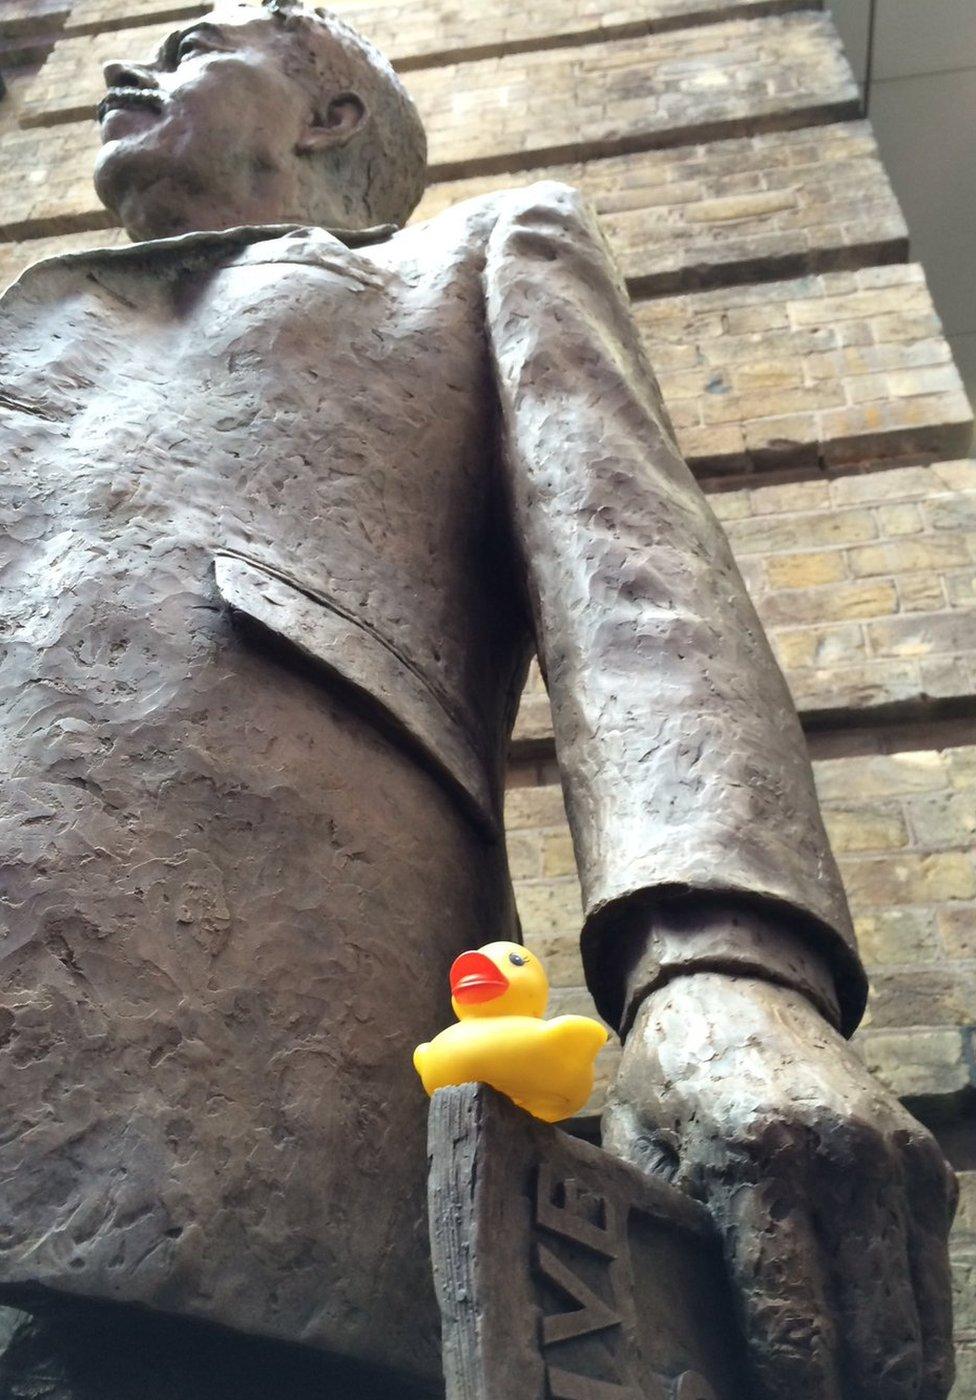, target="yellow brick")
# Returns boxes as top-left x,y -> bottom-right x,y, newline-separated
946,570 -> 976,607
513,881 -> 583,937
772,630 -> 817,670
825,579 -> 900,621
815,750 -> 948,801
932,459 -> 976,490
866,612 -> 974,659
678,422 -> 748,464
898,573 -> 946,612
505,832 -> 541,881
772,622 -> 865,671
905,790 -> 976,848
763,578 -> 898,626
709,491 -> 750,522
725,507 -> 877,556
876,502 -> 924,536
750,478 -> 832,515
512,693 -> 554,744
947,747 -> 976,790
938,906 -> 976,960
840,851 -> 976,907
684,189 -> 798,225
856,1027 -> 969,1098
854,909 -> 939,966
765,551 -> 848,590
542,833 -> 578,879
823,805 -> 909,854
520,931 -> 585,988
849,537 -> 969,576
865,969 -> 976,1032
955,1171 -> 976,1241
504,785 -> 567,830
732,361 -> 805,393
